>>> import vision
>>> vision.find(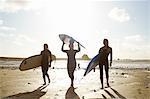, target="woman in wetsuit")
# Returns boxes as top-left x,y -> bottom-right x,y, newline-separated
62,41 -> 80,86
99,39 -> 112,89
